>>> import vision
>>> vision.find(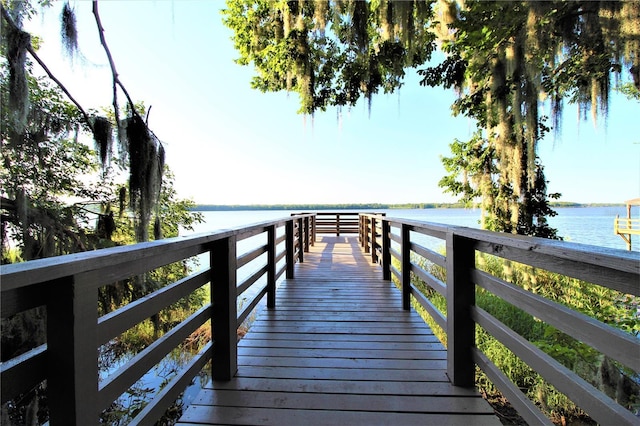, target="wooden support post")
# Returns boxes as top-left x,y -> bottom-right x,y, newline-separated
311,215 -> 316,246
286,220 -> 295,279
211,236 -> 237,381
363,217 -> 370,254
382,219 -> 391,281
401,224 -> 411,310
303,216 -> 310,252
297,217 -> 304,263
47,274 -> 98,425
371,216 -> 378,264
267,225 -> 276,308
336,214 -> 341,236
446,232 -> 476,387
